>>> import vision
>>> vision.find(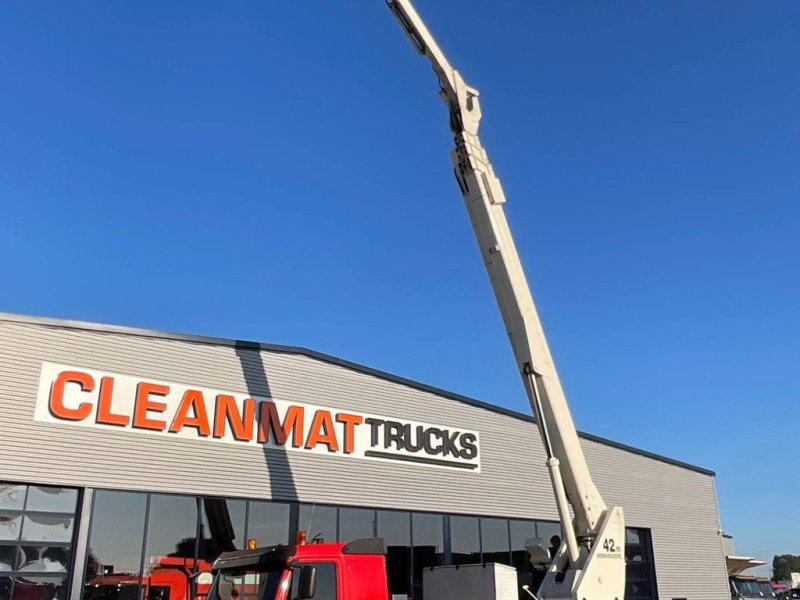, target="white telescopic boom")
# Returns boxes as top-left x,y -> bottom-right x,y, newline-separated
386,2 -> 626,599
